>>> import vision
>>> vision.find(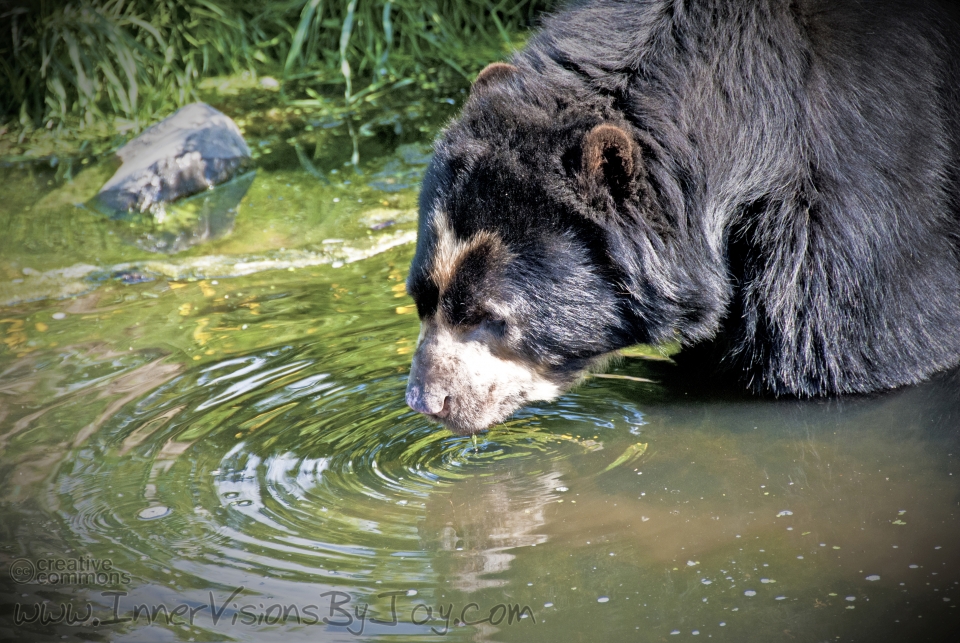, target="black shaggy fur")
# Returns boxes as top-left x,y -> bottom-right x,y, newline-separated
408,0 -> 960,398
